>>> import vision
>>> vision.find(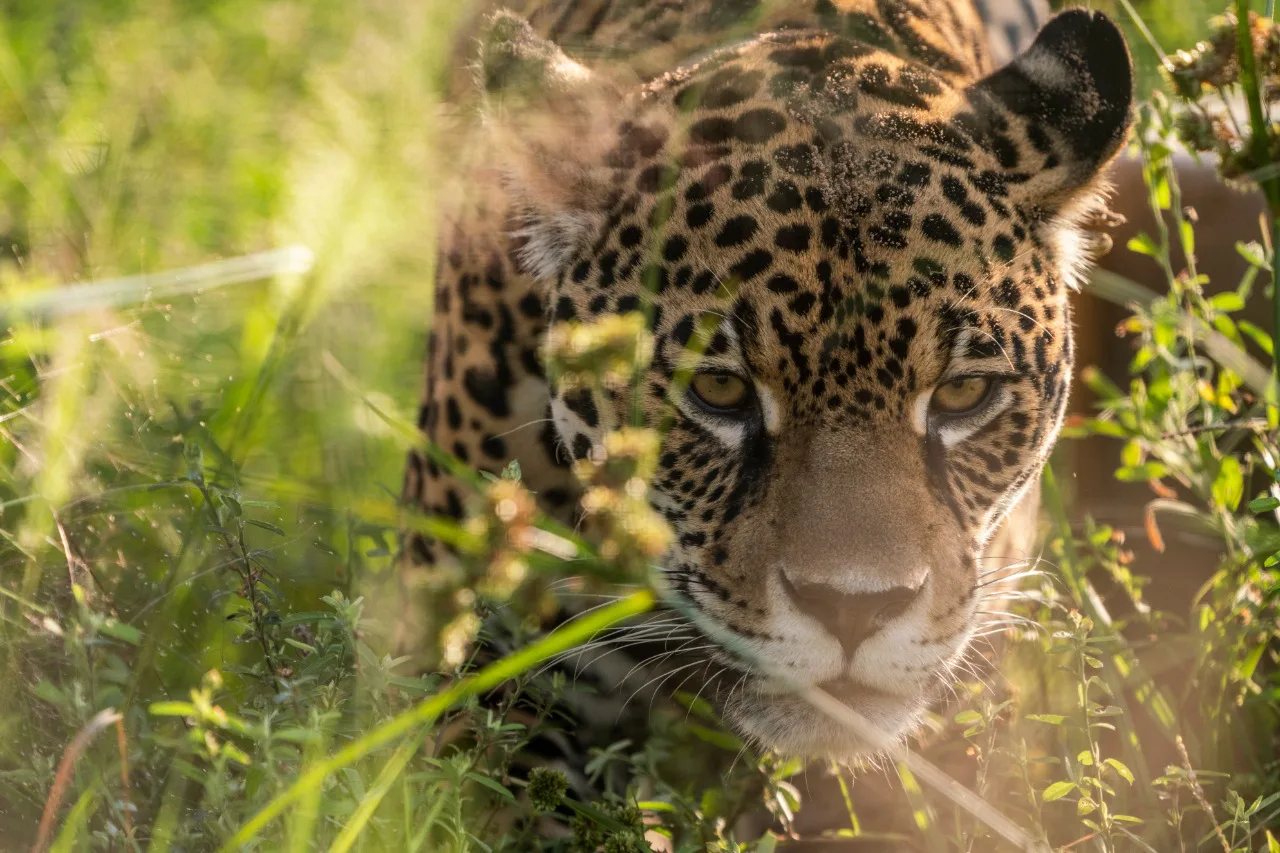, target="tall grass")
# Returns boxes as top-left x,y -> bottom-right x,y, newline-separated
0,2 -> 1277,851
